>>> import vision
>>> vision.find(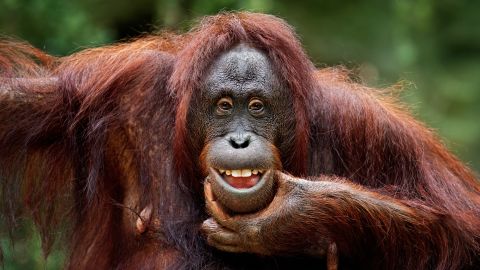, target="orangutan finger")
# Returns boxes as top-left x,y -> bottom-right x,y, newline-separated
136,204 -> 152,234
207,236 -> 246,253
